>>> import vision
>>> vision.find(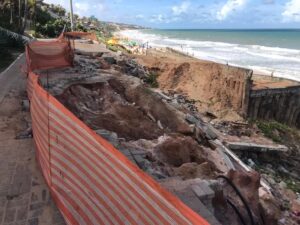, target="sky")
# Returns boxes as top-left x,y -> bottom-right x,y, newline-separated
44,0 -> 300,29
